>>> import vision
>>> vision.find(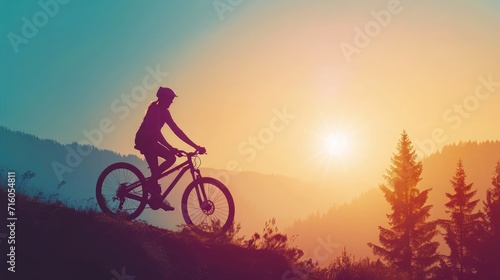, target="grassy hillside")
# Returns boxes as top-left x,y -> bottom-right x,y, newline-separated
0,188 -> 293,280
